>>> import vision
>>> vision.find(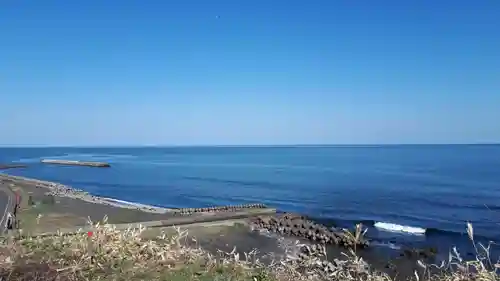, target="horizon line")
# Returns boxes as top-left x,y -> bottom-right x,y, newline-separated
0,143 -> 499,148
